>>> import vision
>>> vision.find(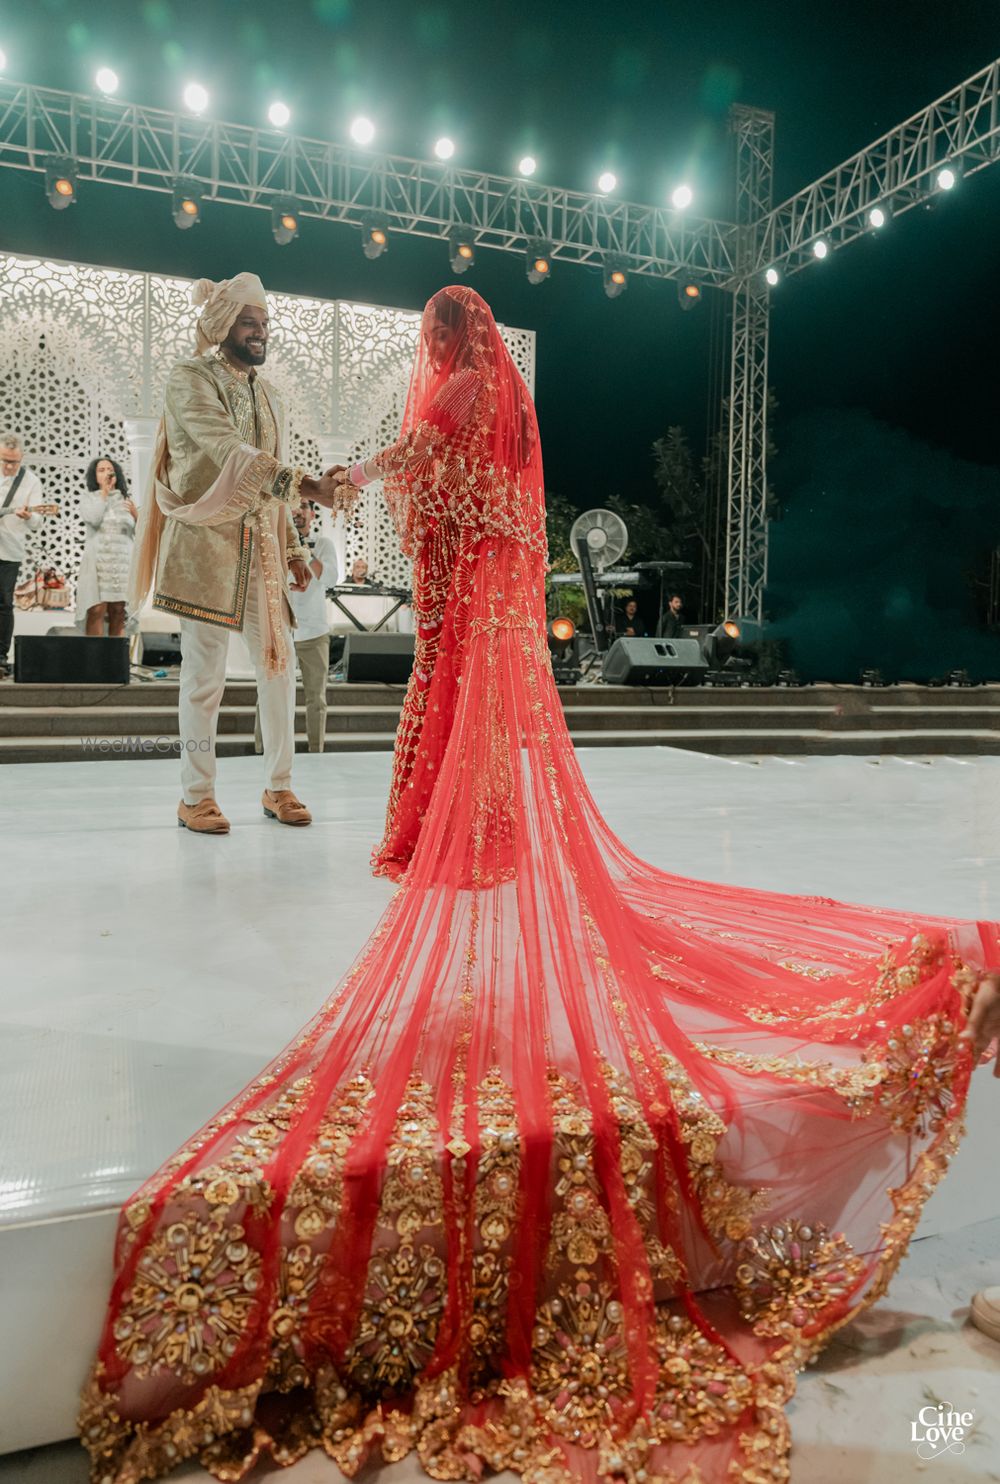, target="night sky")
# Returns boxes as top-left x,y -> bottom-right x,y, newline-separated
1,0 -> 998,666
